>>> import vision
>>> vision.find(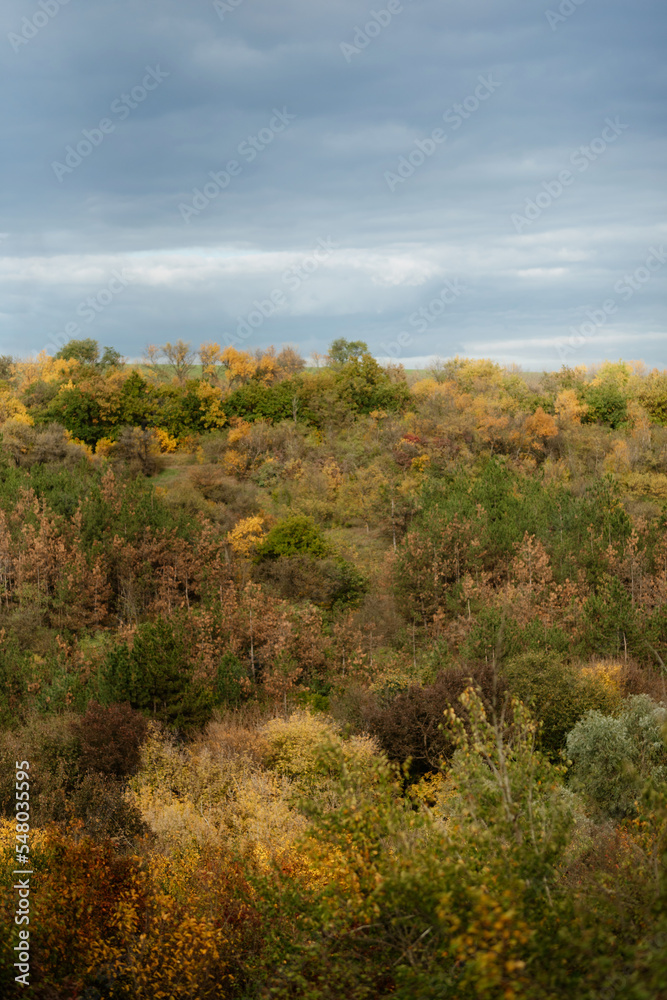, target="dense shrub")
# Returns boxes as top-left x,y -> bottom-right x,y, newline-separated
585,379 -> 629,428
253,553 -> 367,610
333,353 -> 410,414
44,384 -> 111,444
0,714 -> 81,820
0,713 -> 145,839
358,662 -> 508,776
188,465 -> 261,512
62,771 -> 147,841
637,368 -> 667,424
0,420 -> 87,468
223,378 -> 299,422
566,695 -> 667,817
0,825 -> 146,998
71,701 -> 148,780
501,652 -> 618,760
0,641 -> 28,727
255,515 -> 331,560
260,709 -> 379,787
109,425 -> 165,476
